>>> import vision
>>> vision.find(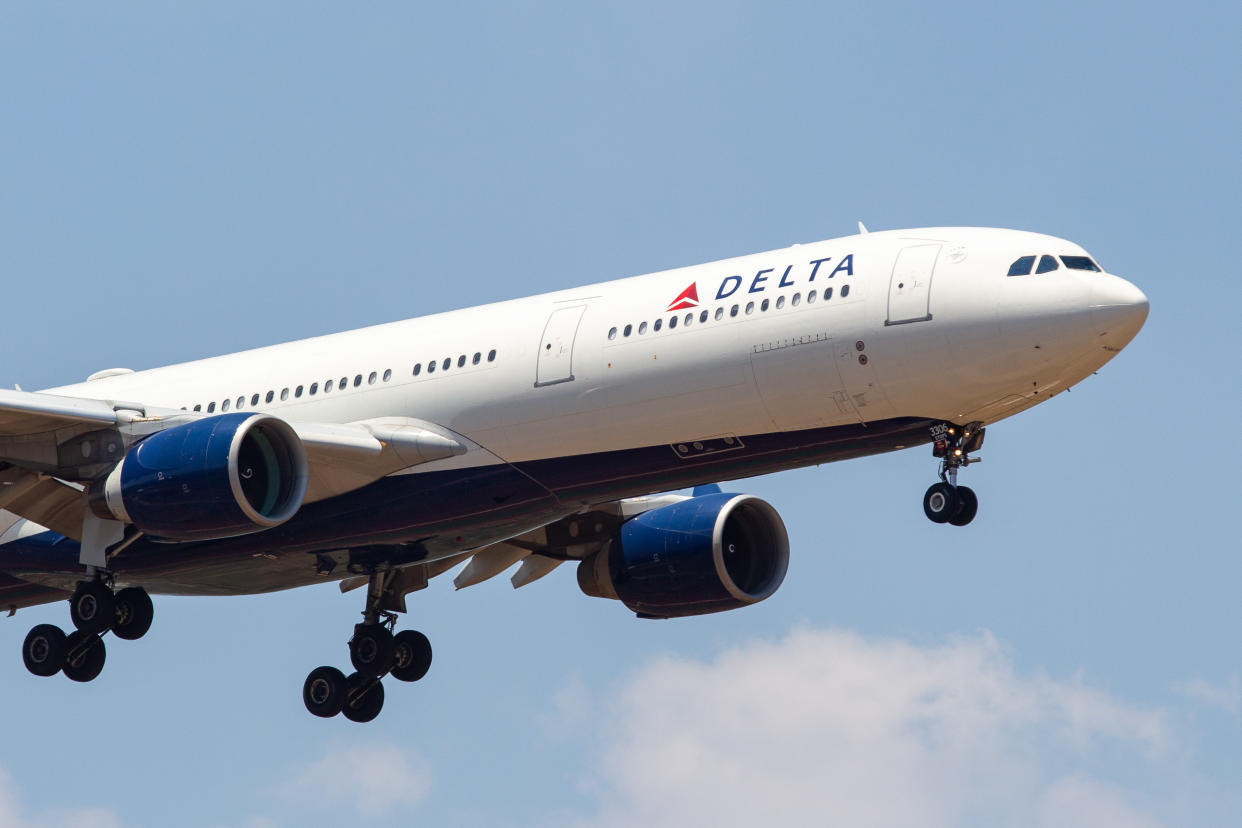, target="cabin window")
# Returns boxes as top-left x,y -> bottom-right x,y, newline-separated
441,359 -> 450,371
668,315 -> 678,329
208,402 -> 216,413
623,324 -> 632,337
325,379 -> 334,392
715,307 -> 724,321
472,352 -> 481,364
699,310 -> 708,323
761,298 -> 769,311
608,327 -> 617,340
309,382 -> 318,395
639,321 -> 648,334
280,388 -> 289,401
841,284 -> 850,297
488,349 -> 496,362
824,287 -> 833,300
193,404 -> 202,412
745,301 -> 754,315
427,361 -> 436,374
296,385 -> 304,398
653,318 -> 662,332
792,293 -> 801,306
776,295 -> 785,309
383,369 -> 392,382
730,304 -> 739,317
265,391 -> 274,403
413,364 -> 421,376
808,290 -> 817,303
222,399 -> 231,412
457,355 -> 466,368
